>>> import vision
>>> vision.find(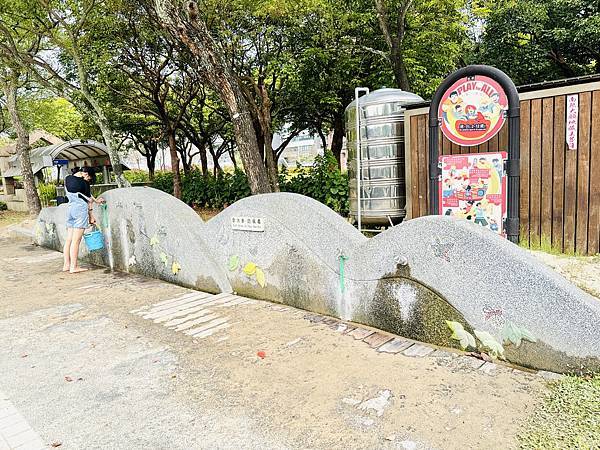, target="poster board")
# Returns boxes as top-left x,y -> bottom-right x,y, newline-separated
439,152 -> 507,236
